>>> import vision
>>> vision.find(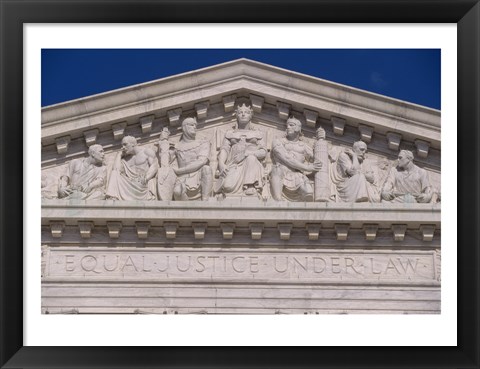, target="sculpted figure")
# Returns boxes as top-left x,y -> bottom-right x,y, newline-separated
214,104 -> 267,197
331,141 -> 379,202
106,136 -> 158,201
270,117 -> 321,201
313,126 -> 331,202
170,117 -> 213,200
381,150 -> 433,203
57,144 -> 107,200
41,173 -> 57,199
